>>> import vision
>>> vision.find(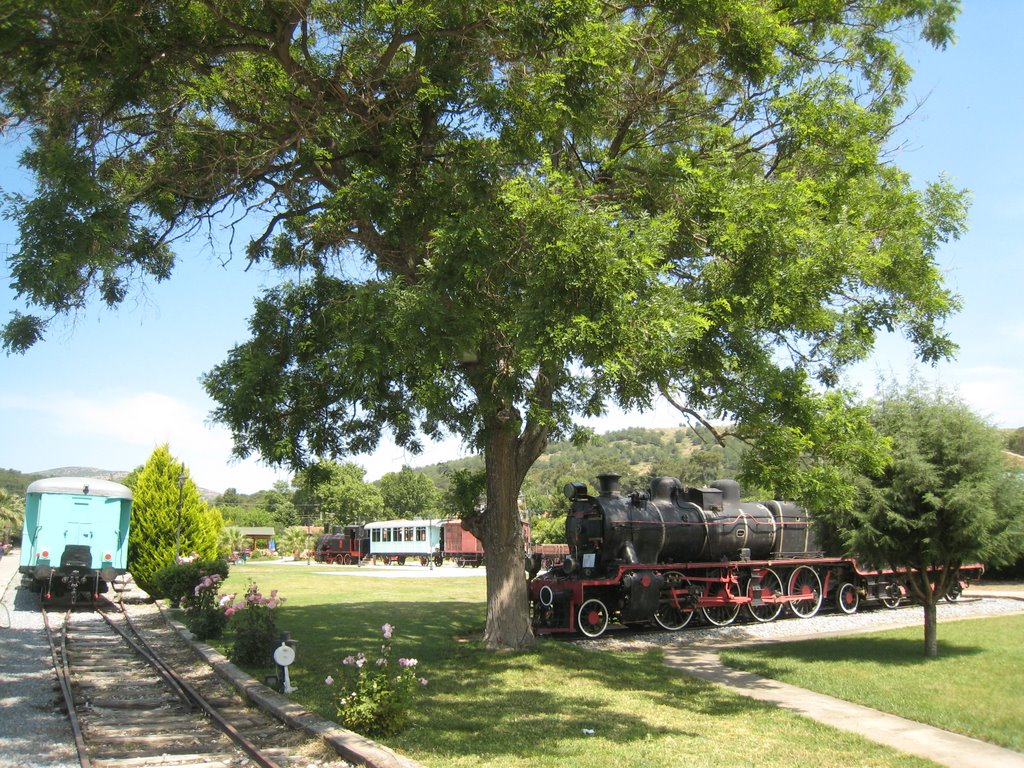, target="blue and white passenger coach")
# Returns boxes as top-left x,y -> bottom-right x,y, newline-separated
19,477 -> 133,600
364,519 -> 443,565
